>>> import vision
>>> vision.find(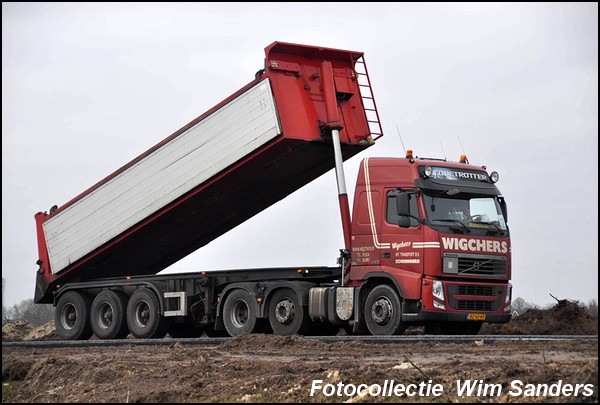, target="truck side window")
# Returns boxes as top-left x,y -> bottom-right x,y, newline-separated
387,191 -> 420,227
